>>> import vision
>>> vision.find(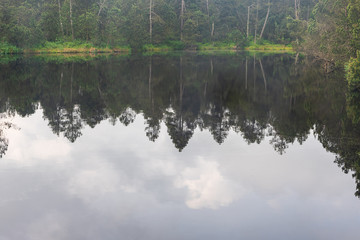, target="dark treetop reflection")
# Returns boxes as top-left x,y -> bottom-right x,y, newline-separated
1,53 -> 360,198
